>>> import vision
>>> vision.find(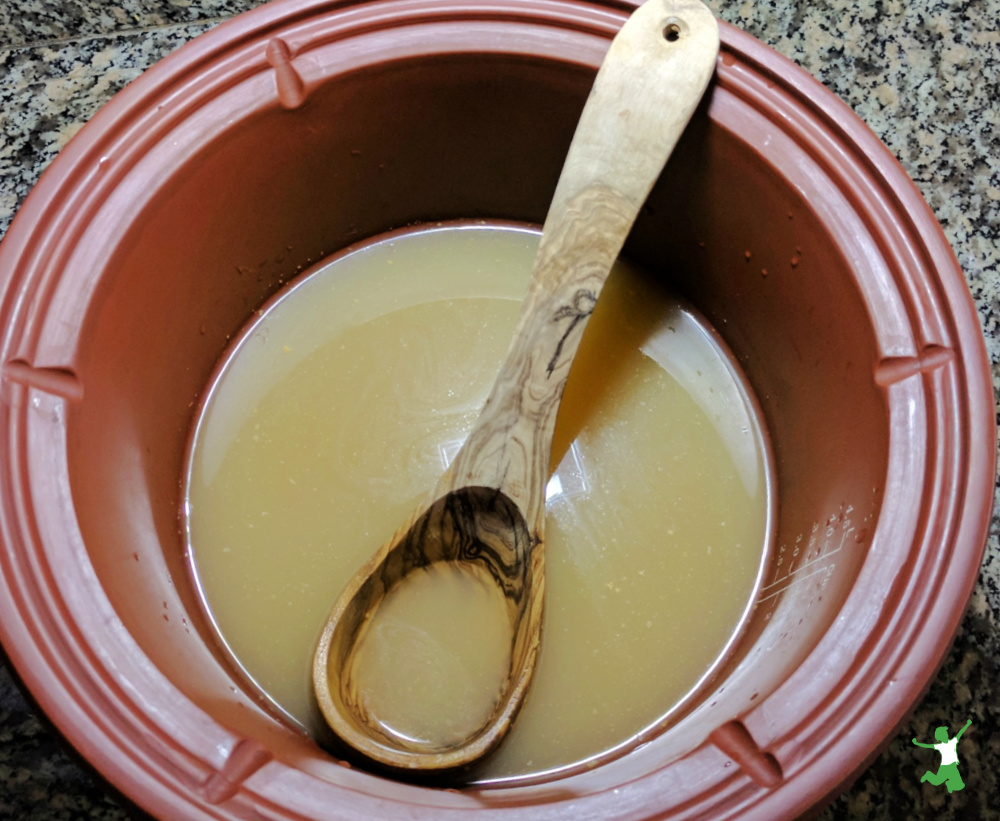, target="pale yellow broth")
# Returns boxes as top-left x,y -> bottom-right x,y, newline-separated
351,560 -> 512,750
185,223 -> 771,781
